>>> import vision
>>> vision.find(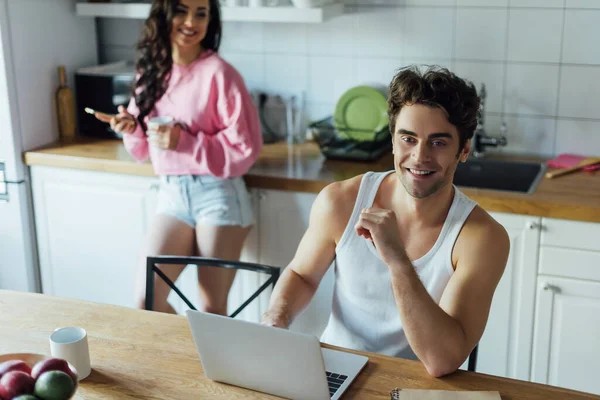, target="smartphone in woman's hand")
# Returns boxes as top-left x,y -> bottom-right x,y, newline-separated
87,105 -> 136,134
